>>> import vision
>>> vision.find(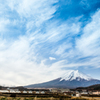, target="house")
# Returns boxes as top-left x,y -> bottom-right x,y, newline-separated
15,90 -> 21,93
50,89 -> 58,93
76,93 -> 81,97
0,90 -> 9,93
41,91 -> 45,94
88,90 -> 93,95
59,89 -> 70,93
9,90 -> 16,93
36,91 -> 40,94
23,91 -> 27,93
81,89 -> 88,95
92,91 -> 100,95
64,93 -> 67,95
28,91 -> 32,93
